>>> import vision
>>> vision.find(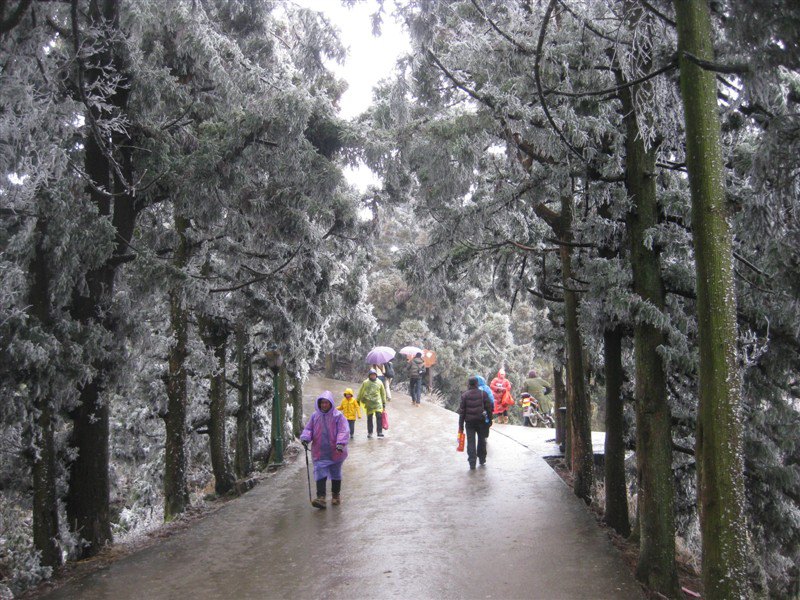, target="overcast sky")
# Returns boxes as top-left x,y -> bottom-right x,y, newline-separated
294,0 -> 410,190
